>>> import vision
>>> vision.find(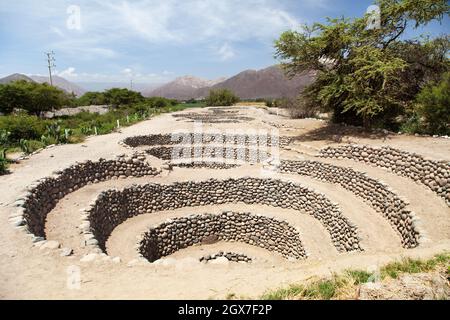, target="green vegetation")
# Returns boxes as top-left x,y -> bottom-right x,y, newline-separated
275,0 -> 449,134
205,89 -> 240,106
262,253 -> 449,300
0,80 -> 69,116
0,87 -> 206,173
